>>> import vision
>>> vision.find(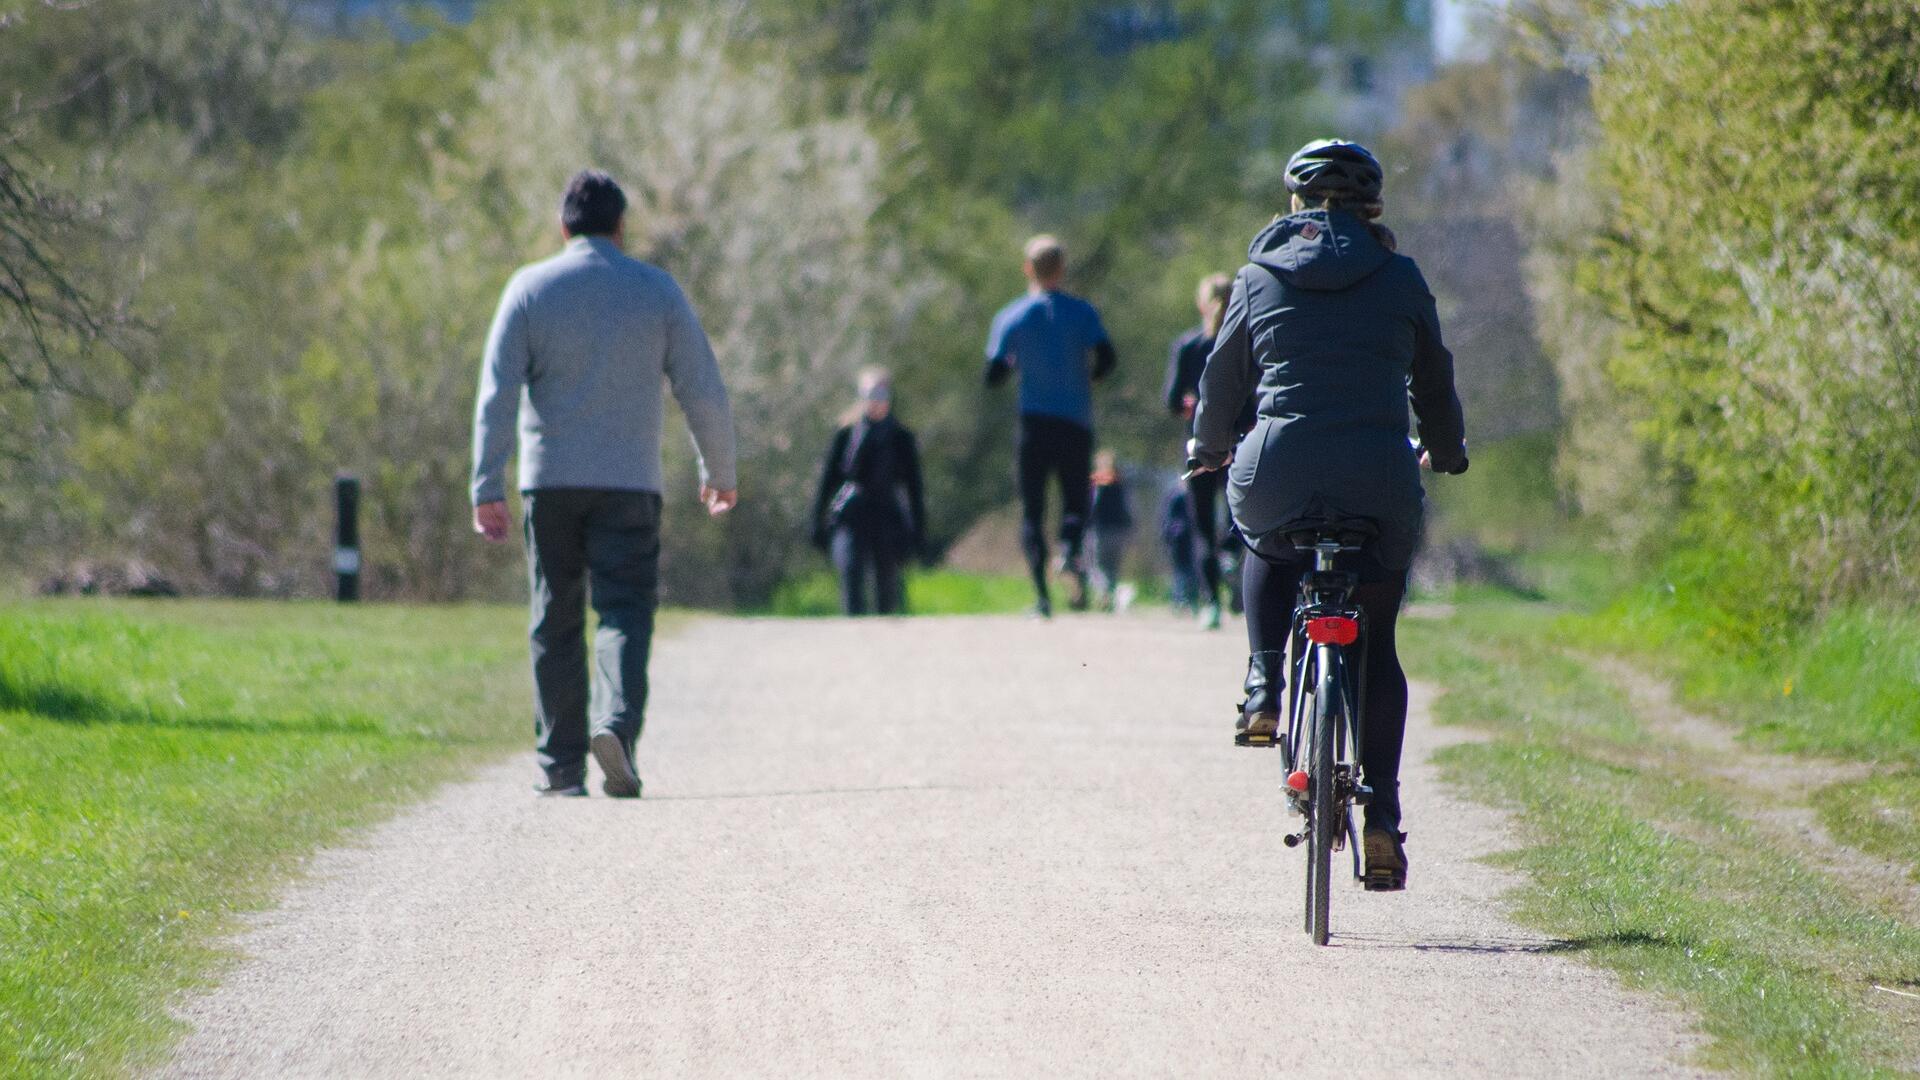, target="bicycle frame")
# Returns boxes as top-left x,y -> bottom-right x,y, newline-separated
1278,535 -> 1372,943
1282,539 -> 1370,791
